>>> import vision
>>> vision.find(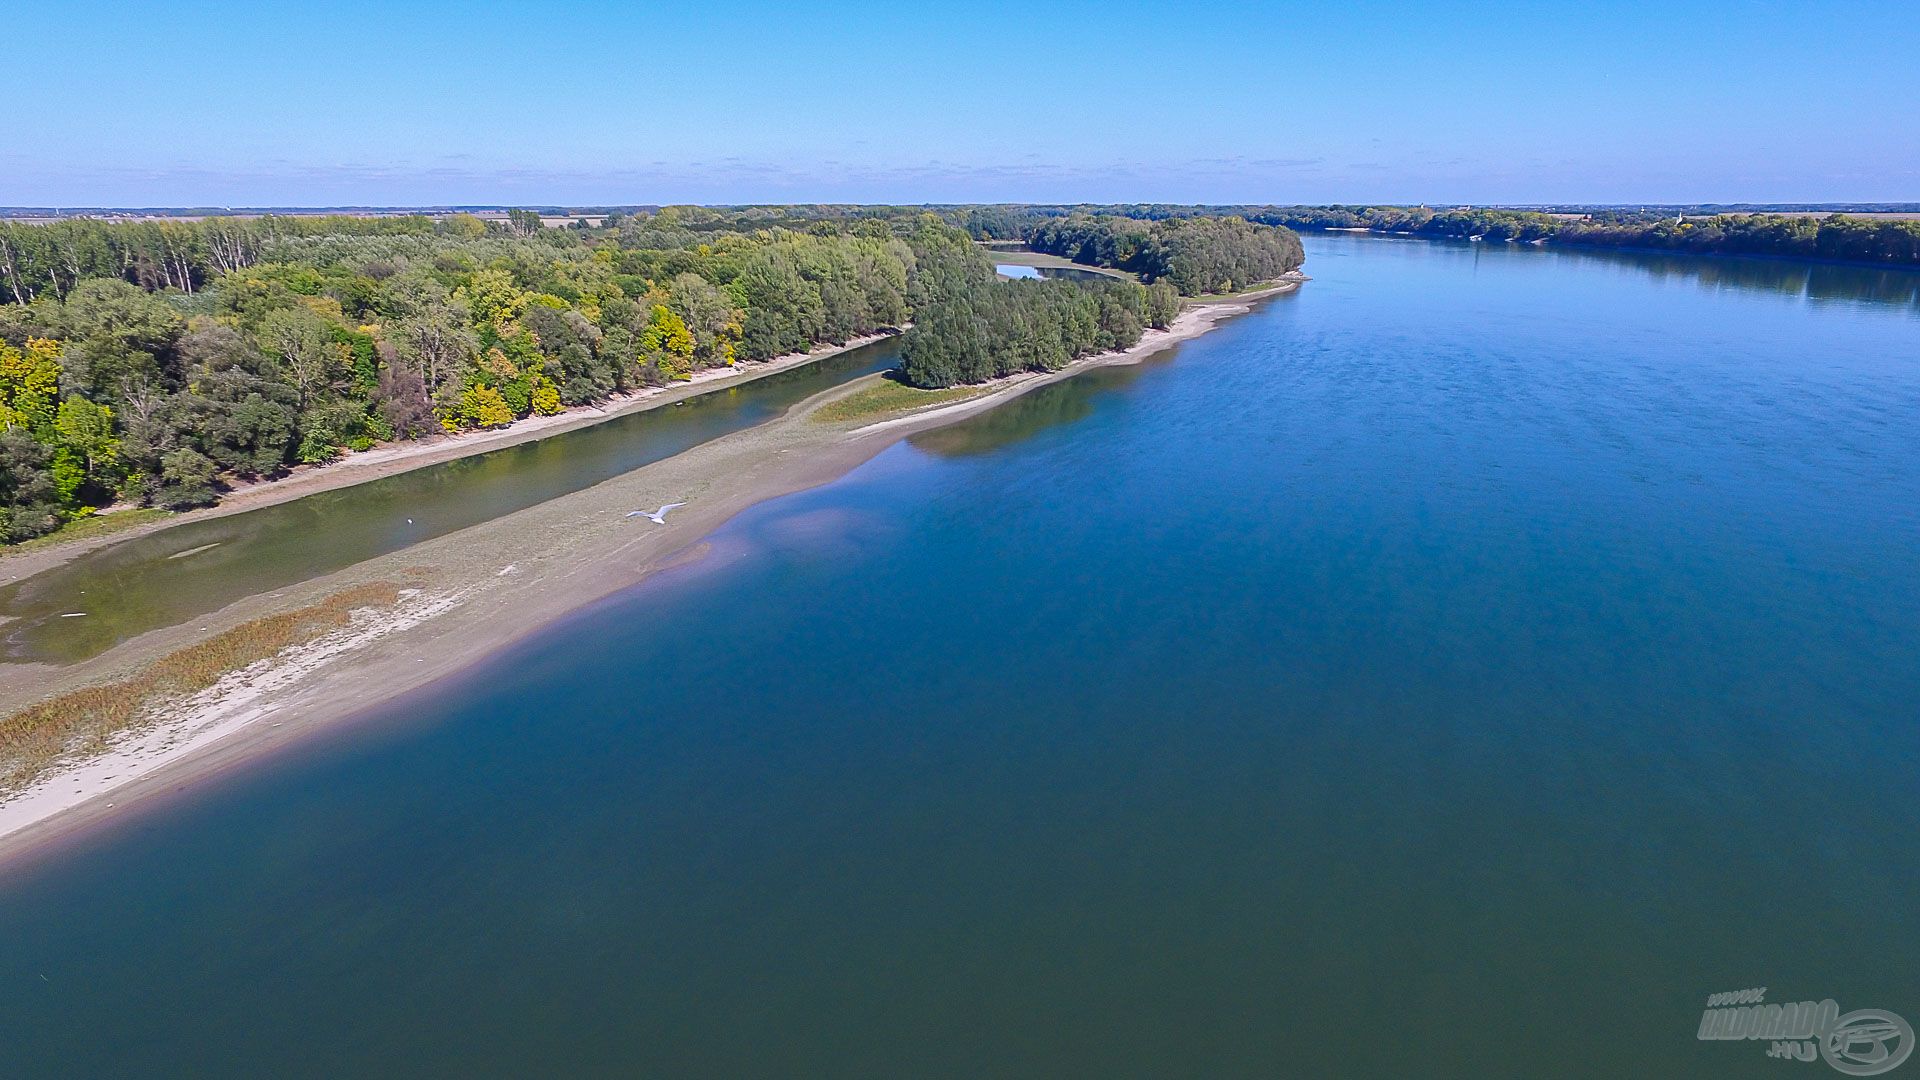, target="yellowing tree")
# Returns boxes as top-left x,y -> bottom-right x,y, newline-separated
530,371 -> 562,416
453,385 -> 515,430
639,305 -> 695,380
458,268 -> 530,328
442,213 -> 488,239
0,337 -> 62,434
480,346 -> 519,381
